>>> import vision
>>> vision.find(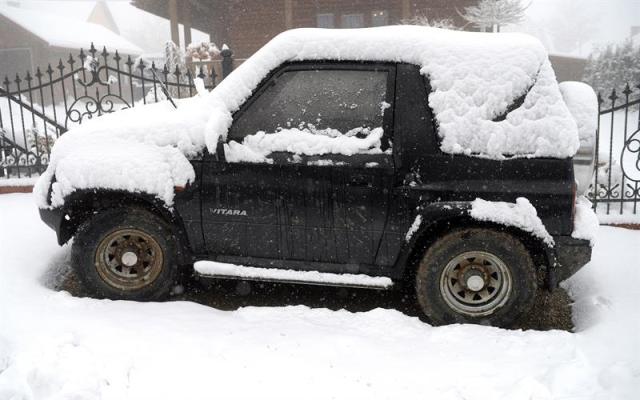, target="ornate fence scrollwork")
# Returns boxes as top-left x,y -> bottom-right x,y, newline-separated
620,128 -> 640,182
65,94 -> 131,126
65,50 -> 131,126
